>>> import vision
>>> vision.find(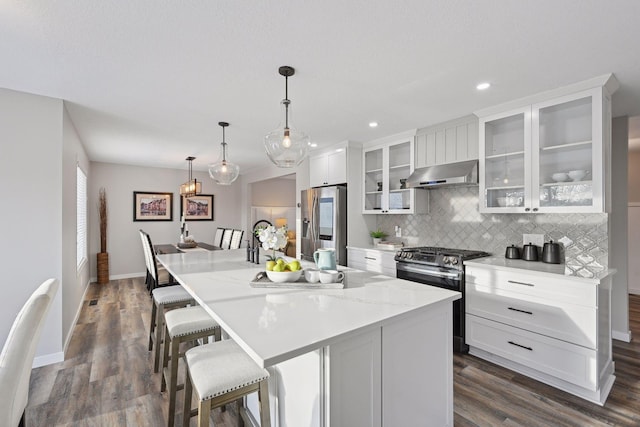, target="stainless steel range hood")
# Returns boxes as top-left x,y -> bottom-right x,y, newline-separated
406,159 -> 478,188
